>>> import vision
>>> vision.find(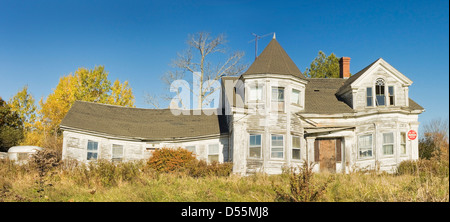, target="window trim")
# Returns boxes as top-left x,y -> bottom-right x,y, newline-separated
375,78 -> 386,106
291,89 -> 301,106
388,86 -> 395,106
249,134 -> 262,159
366,87 -> 373,107
292,135 -> 301,161
248,84 -> 264,102
111,144 -> 124,163
382,132 -> 395,156
207,143 -> 220,163
400,132 -> 407,156
87,140 -> 99,161
185,145 -> 197,154
270,134 -> 284,159
358,134 -> 373,160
